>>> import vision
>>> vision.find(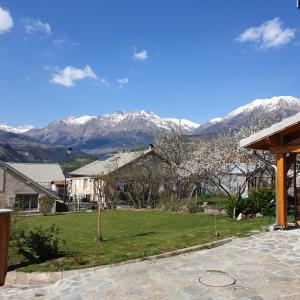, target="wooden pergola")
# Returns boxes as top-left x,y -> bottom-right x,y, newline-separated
240,113 -> 300,228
